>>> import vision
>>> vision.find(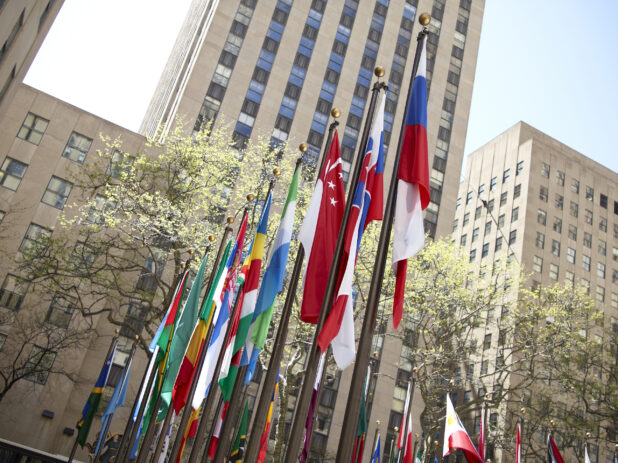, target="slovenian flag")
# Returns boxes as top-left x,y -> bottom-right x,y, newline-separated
392,34 -> 430,330
317,96 -> 385,368
443,394 -> 484,463
245,165 -> 300,384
